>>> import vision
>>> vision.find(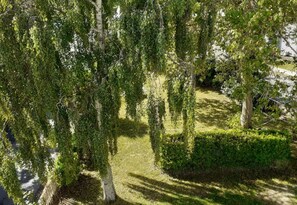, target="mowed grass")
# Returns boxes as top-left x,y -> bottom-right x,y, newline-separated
277,63 -> 297,72
56,84 -> 297,205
